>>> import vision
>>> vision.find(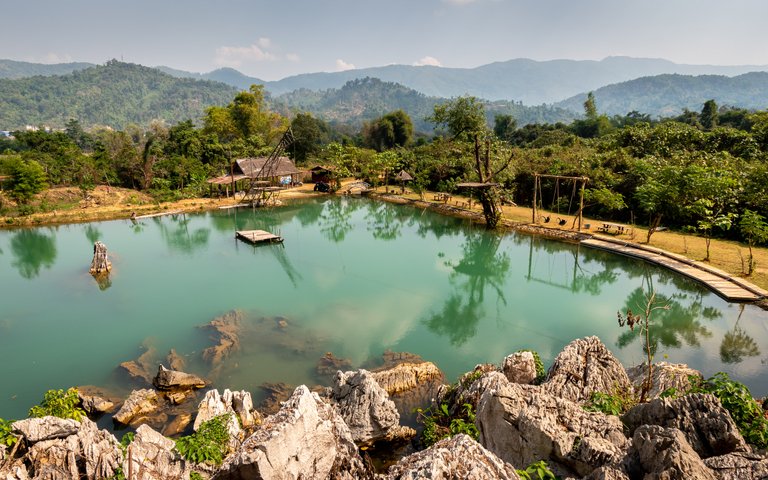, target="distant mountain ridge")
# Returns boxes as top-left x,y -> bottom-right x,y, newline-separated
4,56 -> 768,105
0,59 -> 95,79
555,72 -> 768,117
